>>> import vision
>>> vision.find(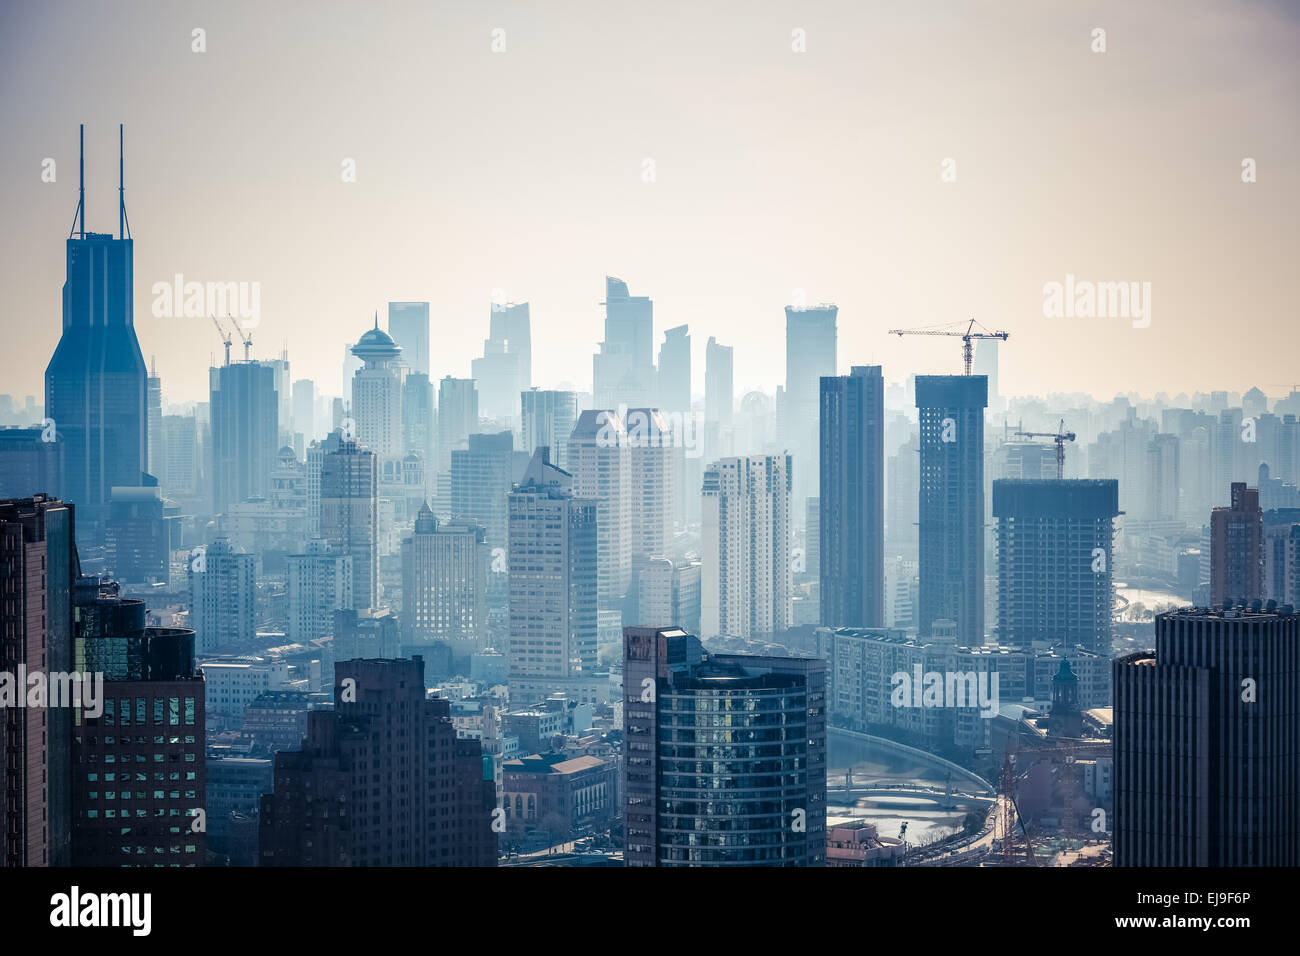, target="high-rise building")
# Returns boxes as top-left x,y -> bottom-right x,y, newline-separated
656,325 -> 691,416
388,301 -> 430,376
292,378 -> 317,443
0,495 -> 75,867
705,336 -> 733,429
209,359 -> 280,515
105,485 -> 169,583
259,656 -> 497,866
1114,605 -> 1300,866
188,537 -> 256,654
450,431 -> 516,553
0,426 -> 63,501
436,377 -> 478,474
401,504 -> 489,659
507,449 -> 598,702
70,578 -> 205,866
782,304 -> 837,512
350,315 -> 404,460
286,538 -> 353,644
633,556 -> 701,635
993,479 -> 1119,652
1145,433 -> 1180,521
319,432 -> 379,610
568,410 -> 633,617
160,414 -> 198,500
916,374 -> 988,642
146,360 -> 162,478
473,302 -> 532,423
1211,482 -> 1263,605
593,277 -> 654,410
44,129 -> 148,542
401,372 -> 435,479
820,366 -> 884,629
701,455 -> 792,639
623,626 -> 825,866
521,389 -> 579,470
625,408 -> 675,561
